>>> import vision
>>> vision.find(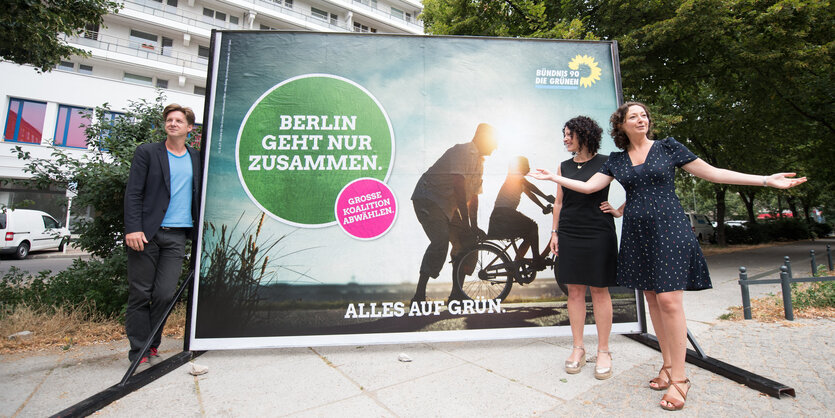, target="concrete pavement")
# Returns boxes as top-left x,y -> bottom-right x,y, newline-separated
1,239 -> 833,416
